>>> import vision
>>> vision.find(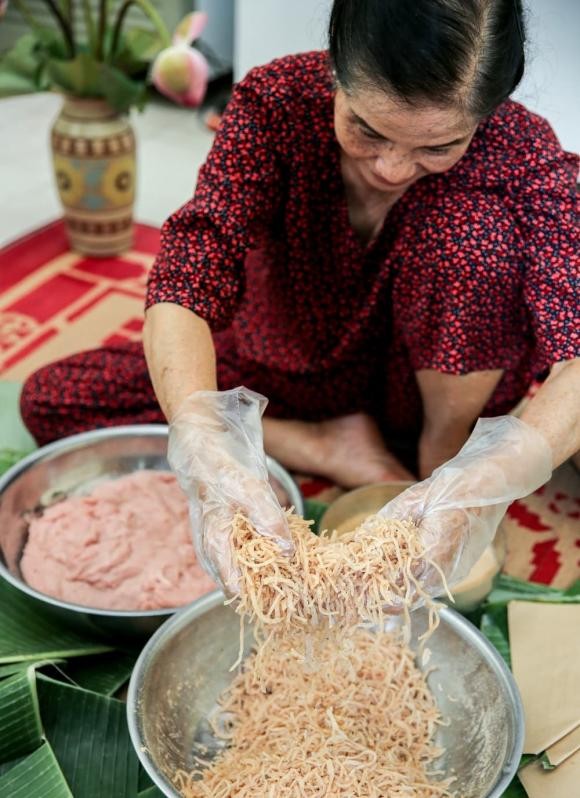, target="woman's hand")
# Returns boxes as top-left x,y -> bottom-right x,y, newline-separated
377,416 -> 553,595
168,387 -> 292,595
